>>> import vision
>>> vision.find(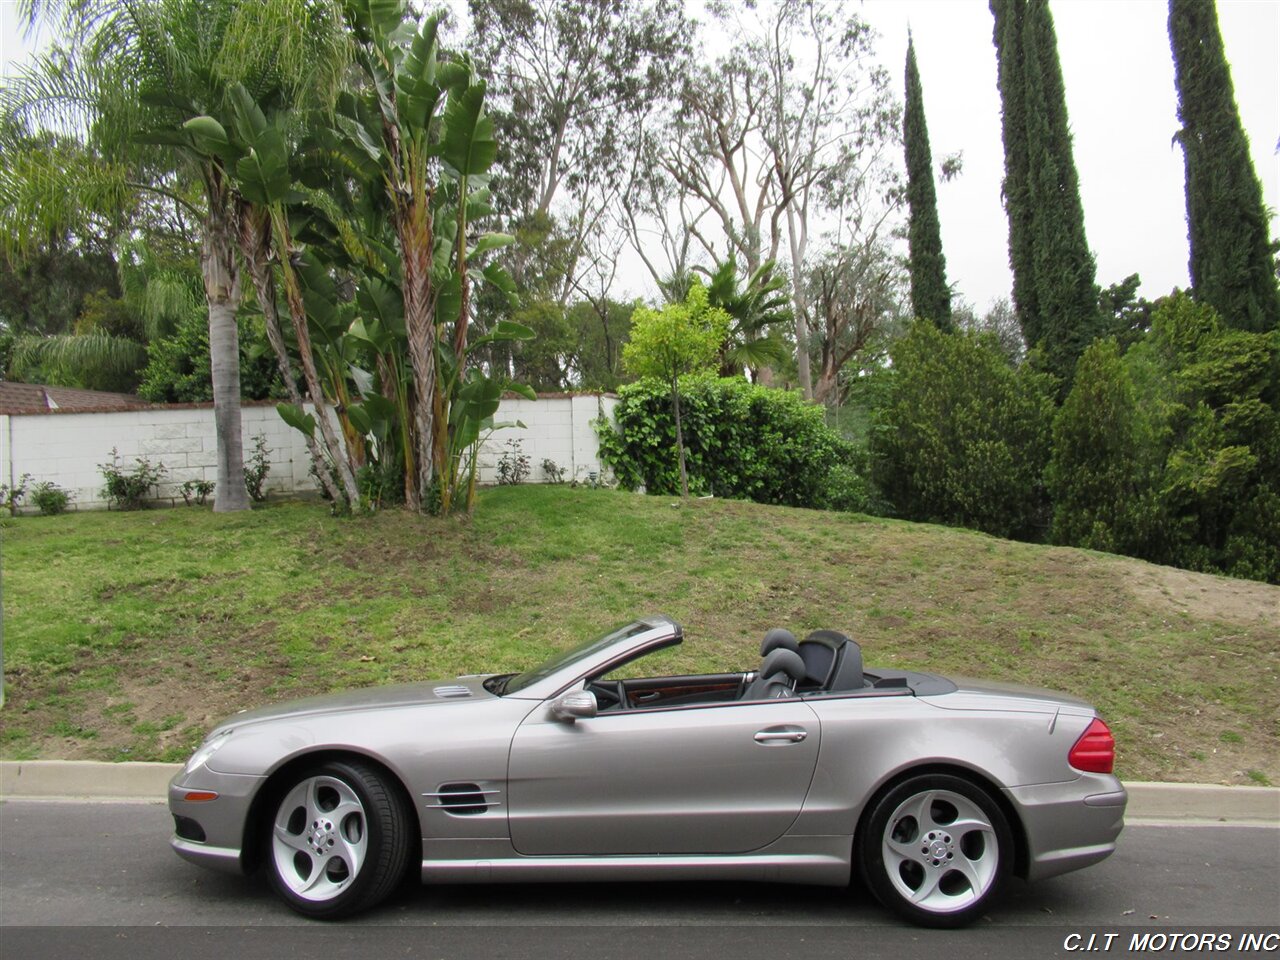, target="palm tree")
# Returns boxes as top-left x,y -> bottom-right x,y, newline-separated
2,0 -> 346,511
702,256 -> 793,378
